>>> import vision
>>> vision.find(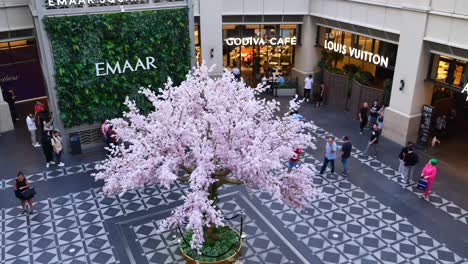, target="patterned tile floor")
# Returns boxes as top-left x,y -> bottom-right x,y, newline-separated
1,158 -> 467,263
309,126 -> 468,226
1,125 -> 468,263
